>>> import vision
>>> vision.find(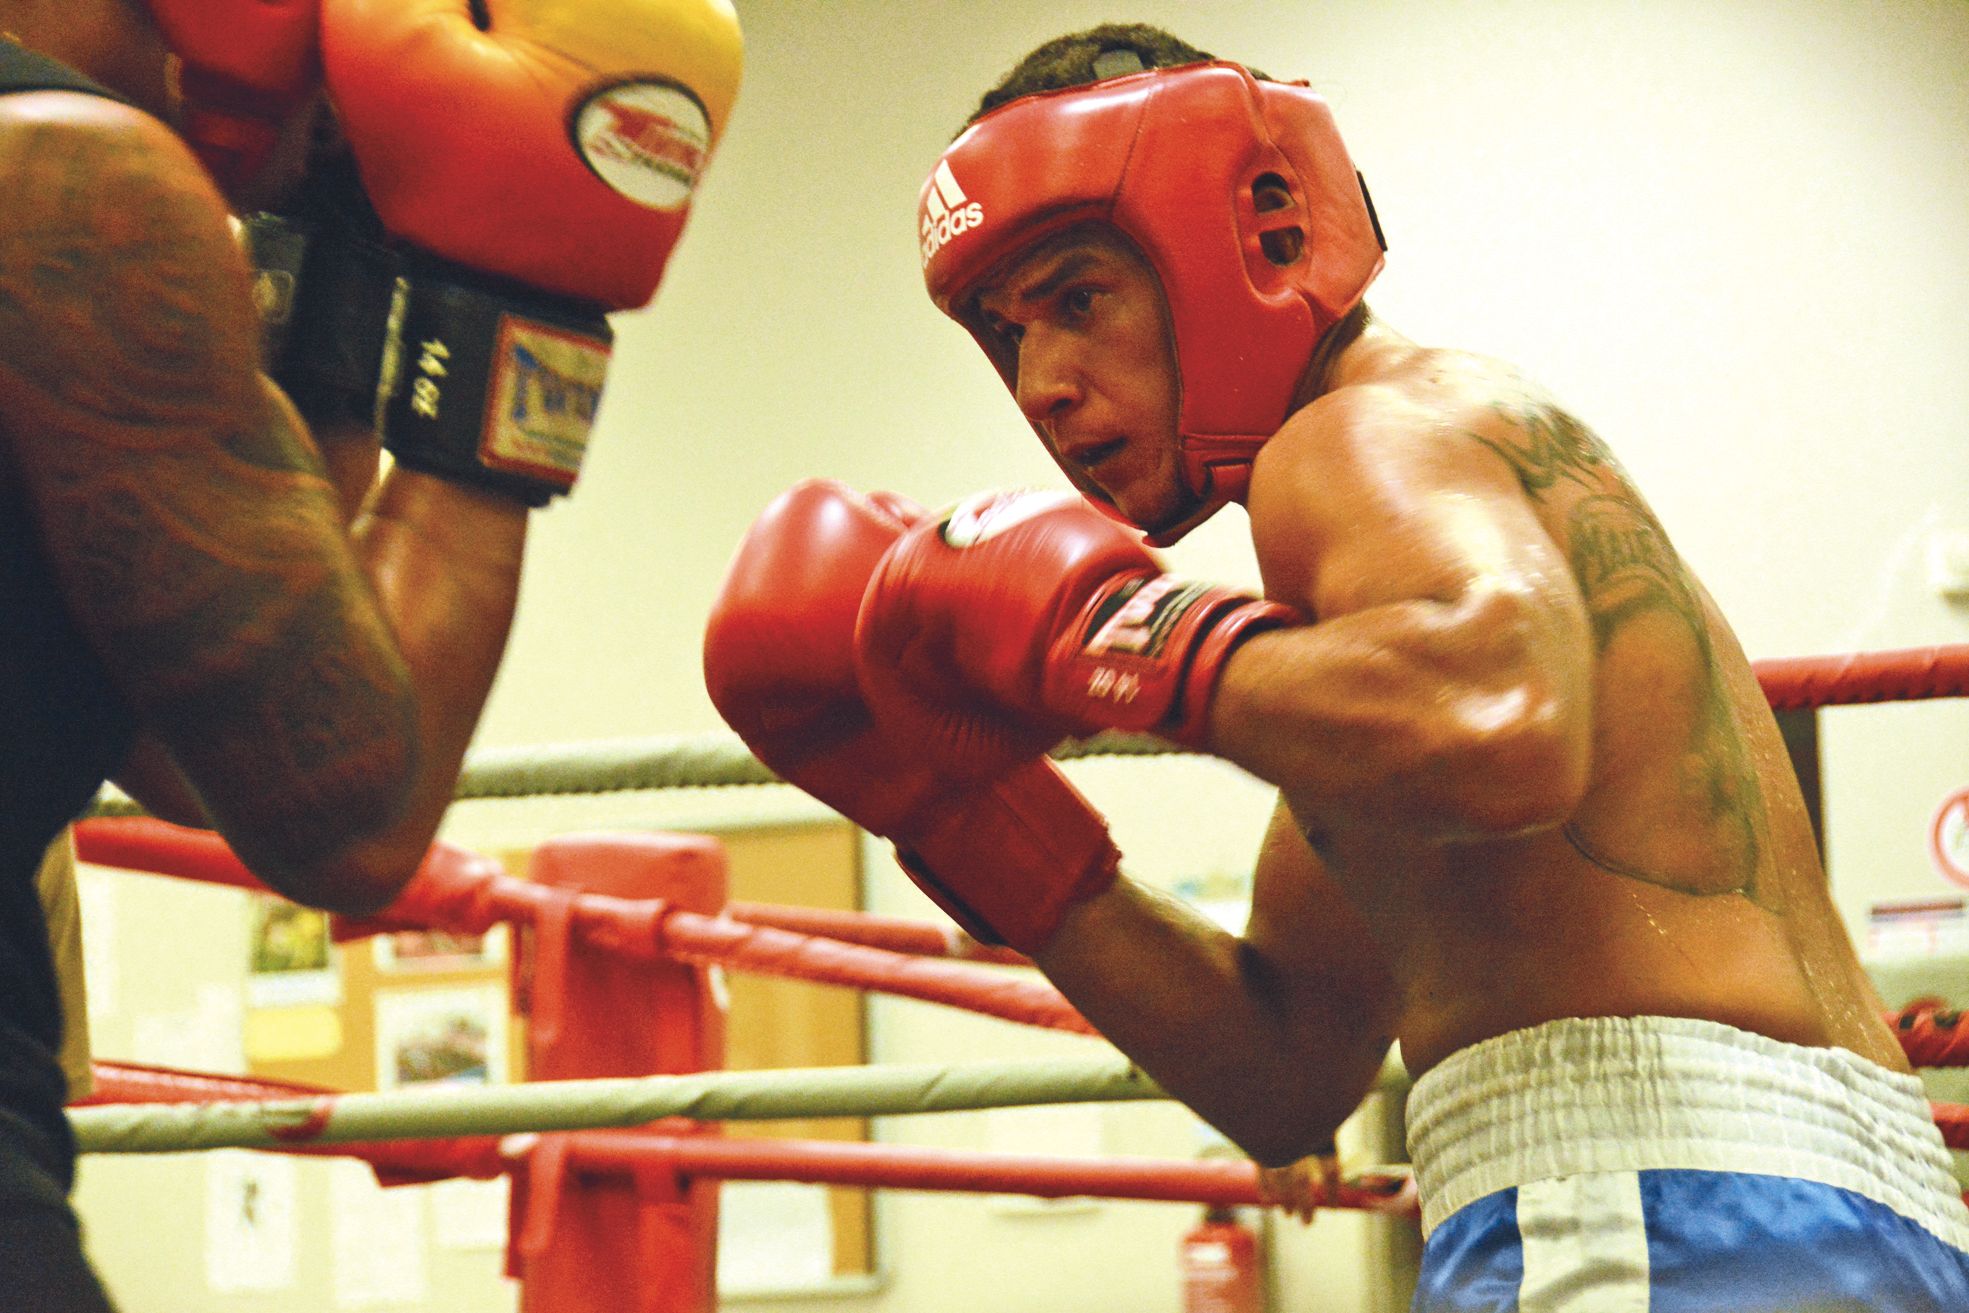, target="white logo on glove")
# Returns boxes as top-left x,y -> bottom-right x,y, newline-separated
1086,667 -> 1140,704
940,490 -> 1081,548
575,80 -> 712,211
